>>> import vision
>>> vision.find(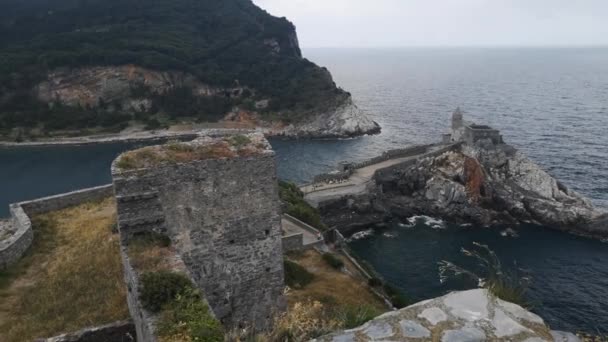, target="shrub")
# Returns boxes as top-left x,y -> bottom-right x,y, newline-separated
383,284 -> 410,309
322,253 -> 344,270
157,288 -> 224,342
131,231 -> 171,248
279,181 -> 328,231
368,277 -> 383,287
332,304 -> 382,329
229,135 -> 251,147
438,242 -> 532,308
268,301 -> 340,342
284,260 -> 314,289
139,271 -> 193,312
